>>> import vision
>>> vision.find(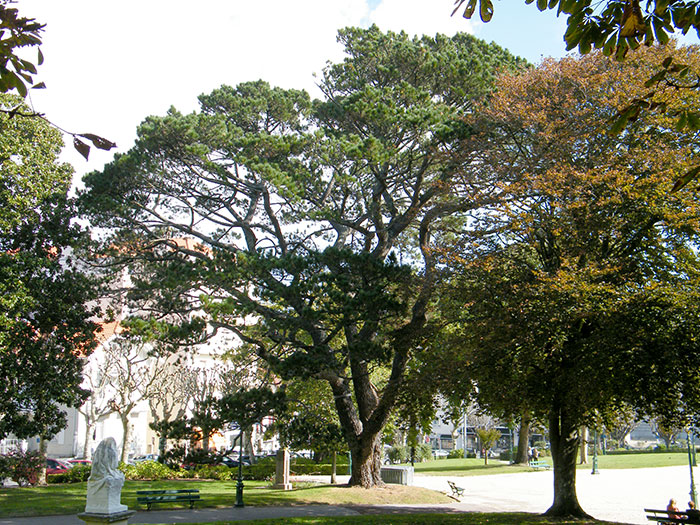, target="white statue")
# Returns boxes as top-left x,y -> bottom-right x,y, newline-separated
84,437 -> 128,514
